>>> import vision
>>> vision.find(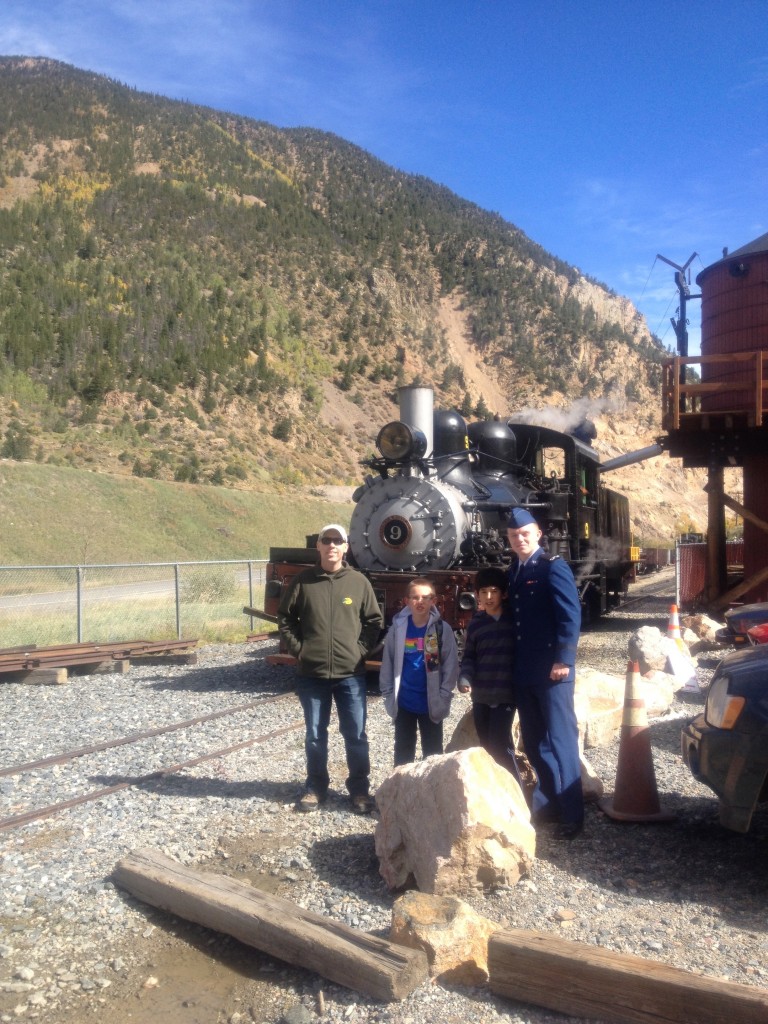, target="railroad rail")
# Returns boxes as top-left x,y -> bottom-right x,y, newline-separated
0,689 -> 302,833
0,638 -> 199,677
